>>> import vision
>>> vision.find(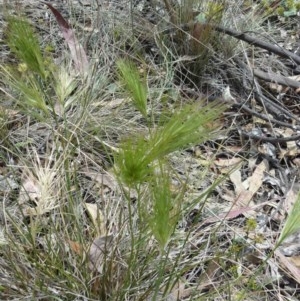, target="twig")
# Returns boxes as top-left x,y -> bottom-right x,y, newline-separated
234,58 -> 300,122
213,24 -> 300,65
240,131 -> 300,143
254,91 -> 298,122
253,69 -> 300,89
232,102 -> 300,131
162,22 -> 300,65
